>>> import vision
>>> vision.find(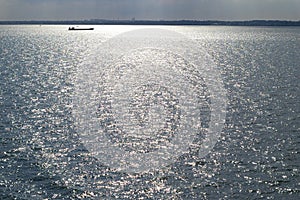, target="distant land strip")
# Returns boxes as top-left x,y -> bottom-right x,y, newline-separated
0,20 -> 300,26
